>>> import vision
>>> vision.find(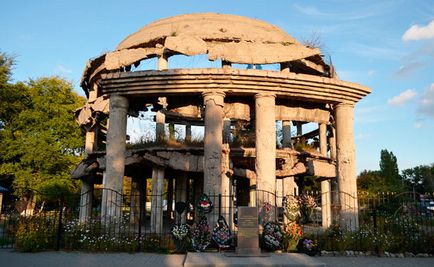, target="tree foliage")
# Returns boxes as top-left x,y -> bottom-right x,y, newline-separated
0,52 -> 86,196
358,149 -> 404,193
379,149 -> 404,191
401,164 -> 434,194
